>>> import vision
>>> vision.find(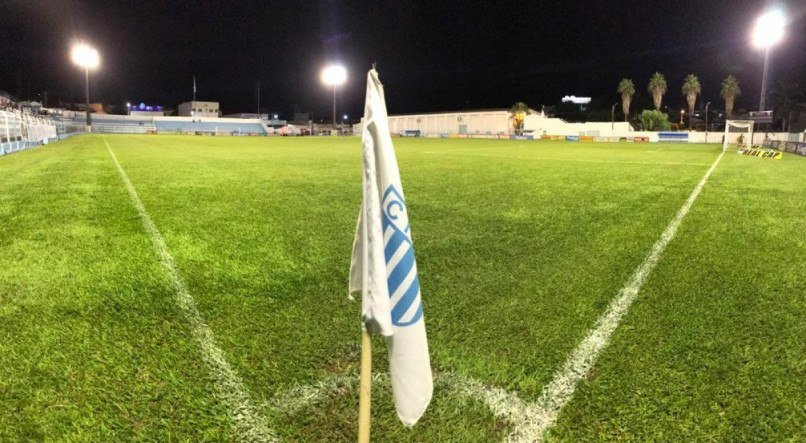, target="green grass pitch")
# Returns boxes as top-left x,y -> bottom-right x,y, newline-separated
0,134 -> 803,441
